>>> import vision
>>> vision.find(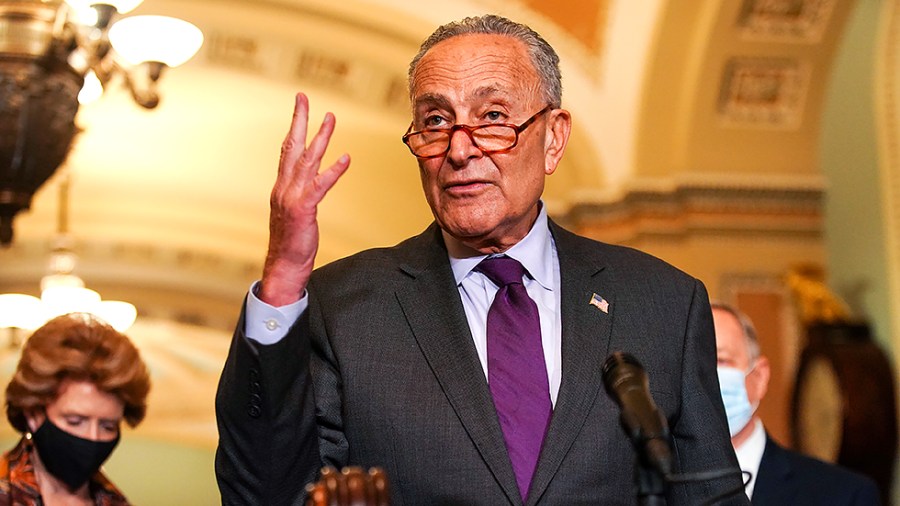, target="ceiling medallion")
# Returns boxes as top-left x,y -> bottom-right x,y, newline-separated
717,57 -> 810,129
738,0 -> 837,42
